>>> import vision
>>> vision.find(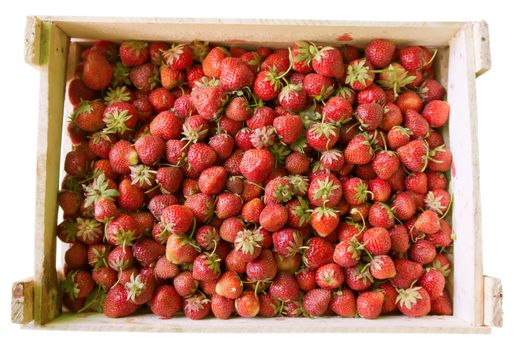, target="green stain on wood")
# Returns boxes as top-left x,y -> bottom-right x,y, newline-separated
39,21 -> 51,65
